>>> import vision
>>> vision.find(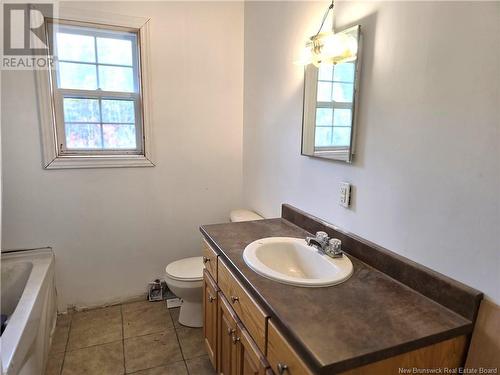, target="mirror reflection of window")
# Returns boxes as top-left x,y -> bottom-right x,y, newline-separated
314,62 -> 355,149
301,24 -> 360,163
